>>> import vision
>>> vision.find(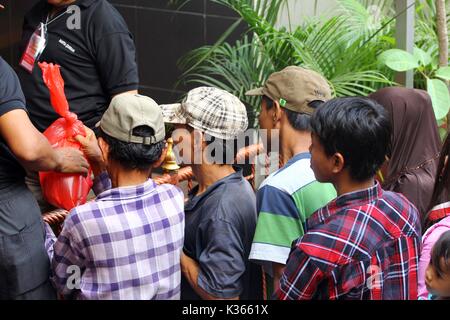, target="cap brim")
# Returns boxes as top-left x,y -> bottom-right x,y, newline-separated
245,87 -> 265,96
160,103 -> 187,124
